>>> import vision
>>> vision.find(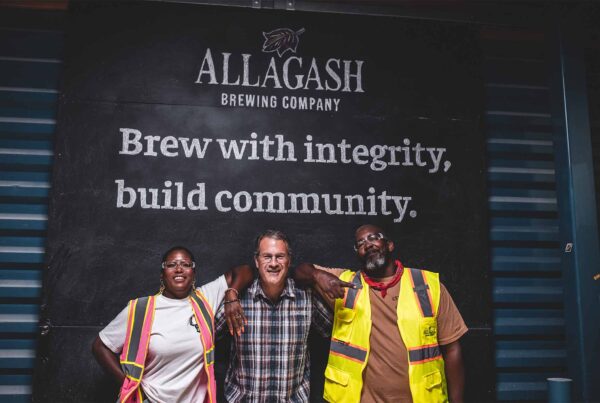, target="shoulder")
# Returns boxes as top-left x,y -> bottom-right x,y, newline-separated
314,264 -> 347,278
197,275 -> 227,297
126,295 -> 155,308
404,267 -> 440,284
287,277 -> 310,297
338,269 -> 358,281
410,267 -> 439,277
